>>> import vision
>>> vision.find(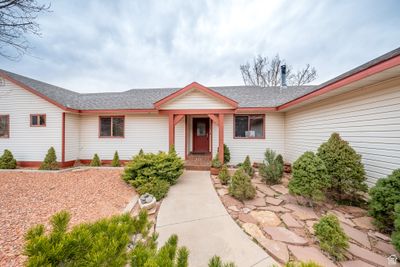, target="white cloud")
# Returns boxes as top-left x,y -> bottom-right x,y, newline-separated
1,0 -> 399,92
